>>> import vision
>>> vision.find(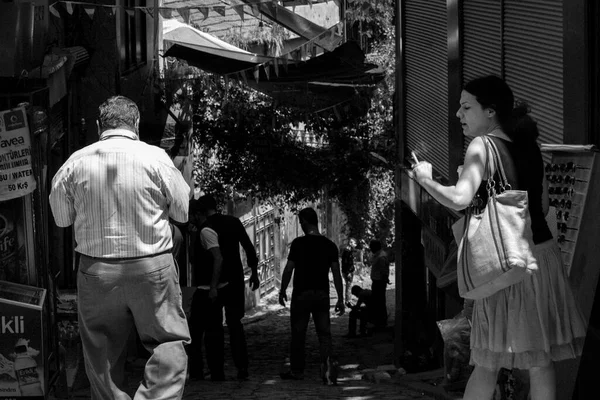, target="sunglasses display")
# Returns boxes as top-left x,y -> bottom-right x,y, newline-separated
542,150 -> 597,279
